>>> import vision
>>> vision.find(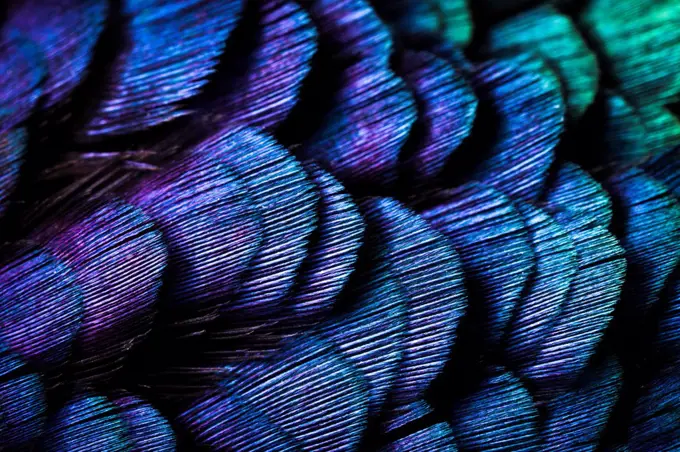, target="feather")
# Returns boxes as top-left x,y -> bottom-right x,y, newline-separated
302,58 -> 417,189
361,197 -> 467,409
417,182 -> 533,346
205,0 -> 317,130
317,249 -> 408,414
468,58 -> 564,201
598,91 -> 649,165
643,145 -> 680,201
190,335 -> 370,451
450,368 -> 540,451
628,365 -> 680,451
191,126 -> 317,320
523,211 -> 625,396
0,32 -> 45,131
398,50 -> 477,185
542,357 -> 623,451
370,0 -> 473,48
78,0 -> 245,139
582,0 -> 680,106
43,393 -> 129,451
5,0 -> 108,109
111,394 -> 176,451
545,162 -> 613,228
483,5 -> 598,120
124,152 -> 262,317
305,0 -> 393,63
0,350 -> 45,448
30,199 -> 167,379
0,243 -> 83,367
287,162 -> 364,323
178,392 -> 300,451
380,422 -> 459,452
505,202 -> 578,368
605,168 -> 680,321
